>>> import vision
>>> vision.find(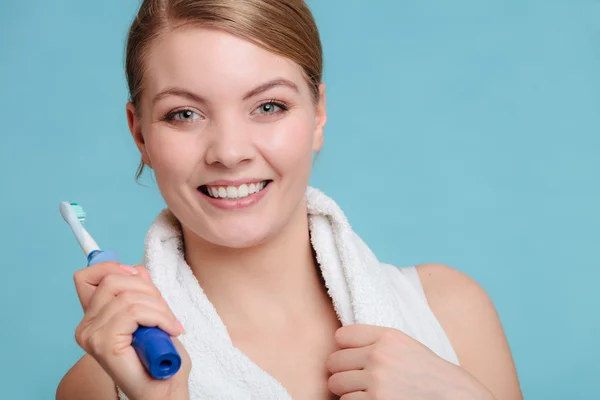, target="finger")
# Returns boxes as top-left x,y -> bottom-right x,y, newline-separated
73,262 -> 139,309
132,265 -> 153,282
86,292 -> 182,339
328,370 -> 369,396
106,300 -> 183,338
86,274 -> 163,316
335,324 -> 387,349
340,392 -> 369,400
327,347 -> 370,373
